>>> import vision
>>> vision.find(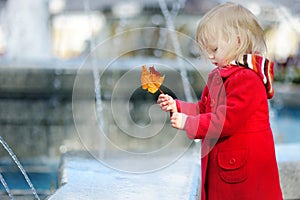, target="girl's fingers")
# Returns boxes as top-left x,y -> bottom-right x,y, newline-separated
158,95 -> 169,104
158,94 -> 175,112
161,103 -> 170,111
157,94 -> 167,103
